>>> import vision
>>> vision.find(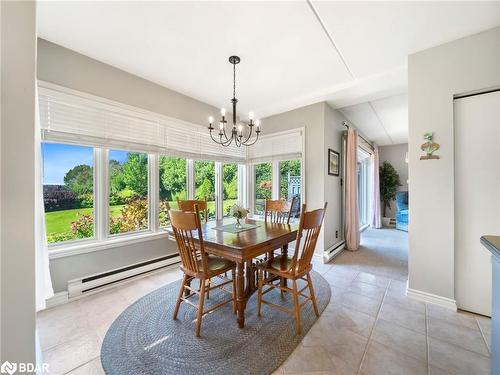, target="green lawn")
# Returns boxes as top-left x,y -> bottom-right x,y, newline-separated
45,199 -> 239,242
45,205 -> 123,237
